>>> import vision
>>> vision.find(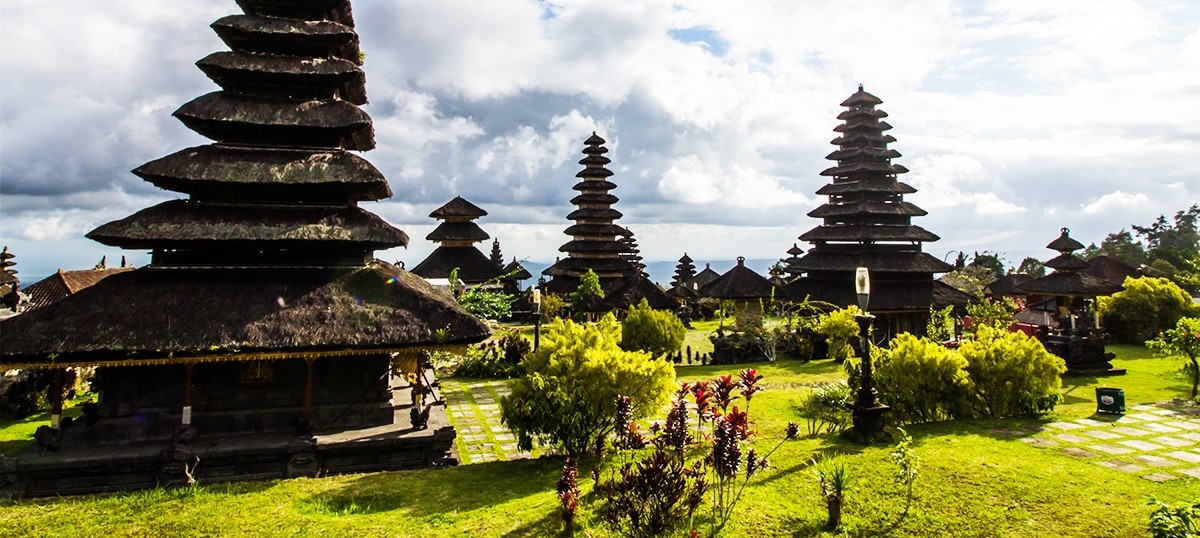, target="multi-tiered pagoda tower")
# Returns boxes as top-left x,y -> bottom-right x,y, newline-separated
787,86 -> 955,337
1,0 -> 488,496
542,133 -> 637,294
411,196 -> 504,285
